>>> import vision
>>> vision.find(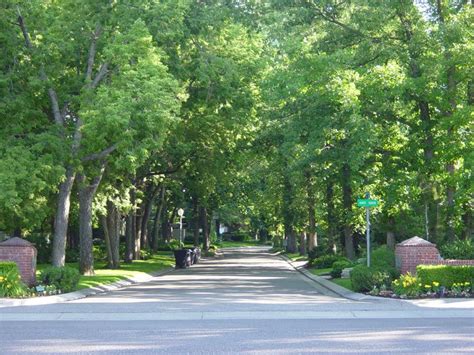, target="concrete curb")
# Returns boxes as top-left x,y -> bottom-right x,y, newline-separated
279,253 -> 398,302
279,253 -> 474,308
0,267 -> 175,308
